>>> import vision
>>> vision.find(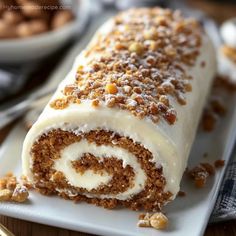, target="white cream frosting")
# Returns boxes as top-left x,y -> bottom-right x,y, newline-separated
22,18 -> 216,201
